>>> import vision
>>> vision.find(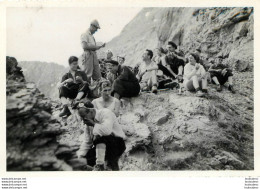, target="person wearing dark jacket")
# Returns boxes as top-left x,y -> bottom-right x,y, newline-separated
58,56 -> 90,117
106,60 -> 140,99
162,41 -> 185,81
208,57 -> 235,93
